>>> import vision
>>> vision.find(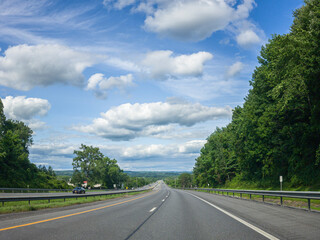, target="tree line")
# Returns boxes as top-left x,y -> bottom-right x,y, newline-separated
193,0 -> 320,188
0,99 -> 68,188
